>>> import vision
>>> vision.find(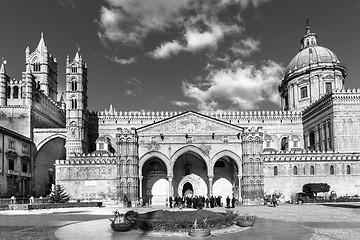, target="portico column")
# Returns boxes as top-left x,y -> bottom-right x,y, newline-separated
208,176 -> 213,197
139,176 -> 143,200
168,176 -> 173,196
237,175 -> 242,202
